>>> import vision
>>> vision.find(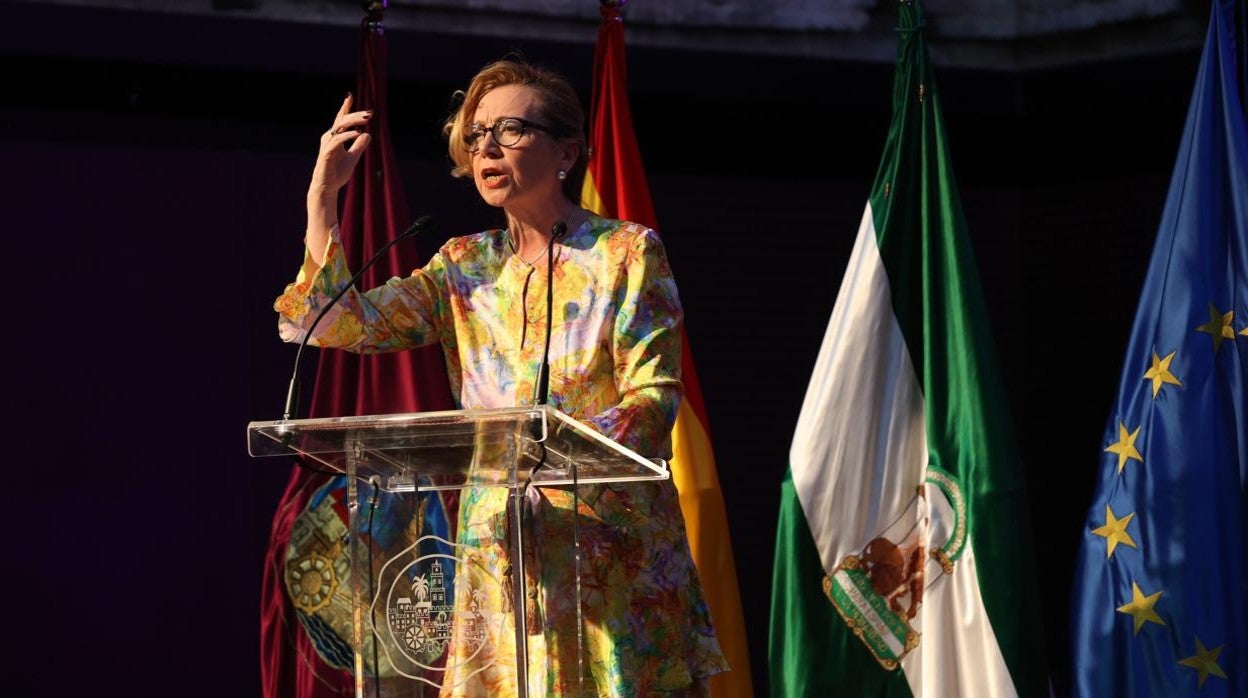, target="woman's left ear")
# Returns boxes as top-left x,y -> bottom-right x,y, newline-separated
559,141 -> 580,171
